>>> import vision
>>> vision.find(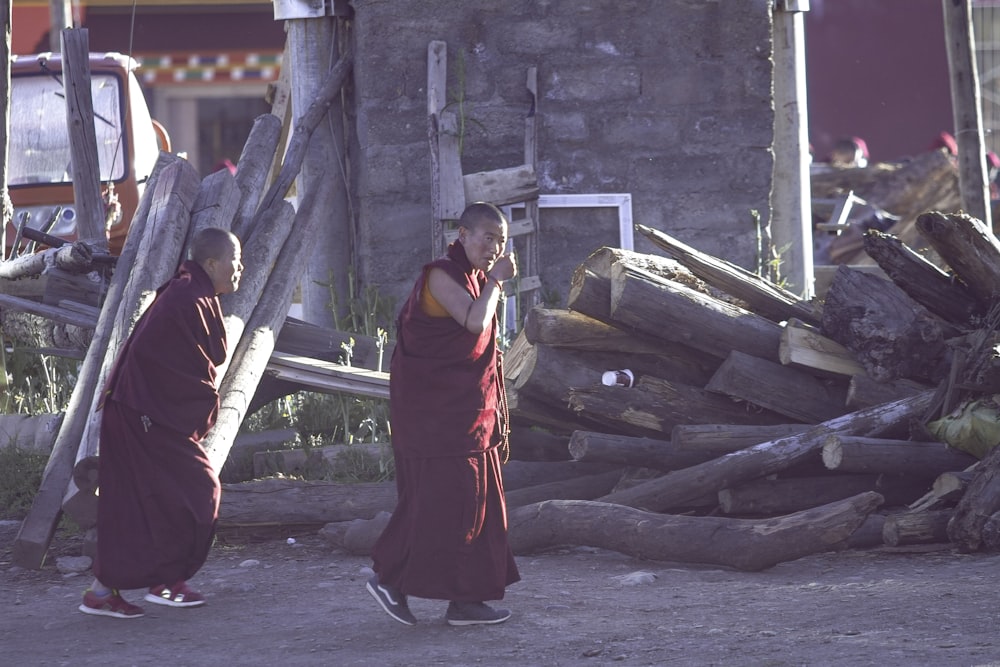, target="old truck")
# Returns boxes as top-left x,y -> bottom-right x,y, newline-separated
4,51 -> 170,257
